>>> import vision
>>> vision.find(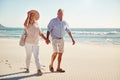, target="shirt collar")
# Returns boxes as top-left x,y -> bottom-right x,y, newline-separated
57,17 -> 62,22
